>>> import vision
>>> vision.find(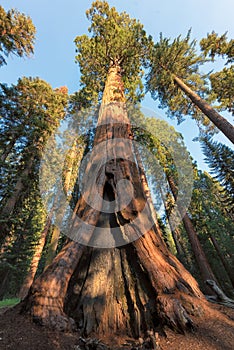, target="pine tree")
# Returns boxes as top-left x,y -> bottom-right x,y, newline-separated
0,5 -> 36,66
0,78 -> 68,298
146,31 -> 234,143
188,170 -> 234,291
201,137 -> 234,207
200,31 -> 234,115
